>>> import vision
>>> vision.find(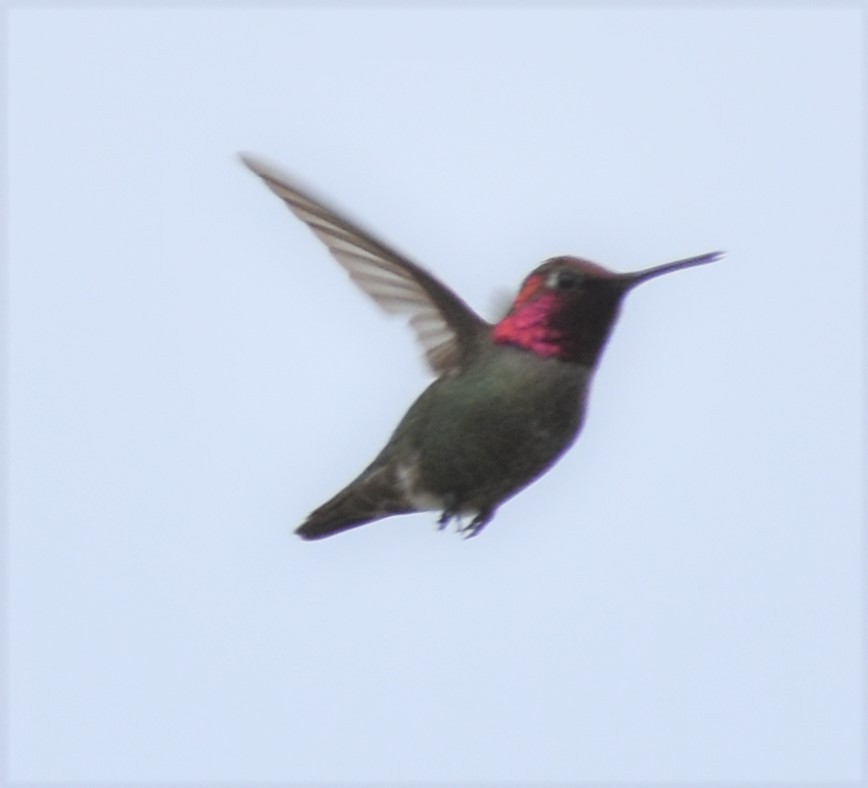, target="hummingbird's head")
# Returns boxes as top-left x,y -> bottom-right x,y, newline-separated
492,251 -> 722,366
